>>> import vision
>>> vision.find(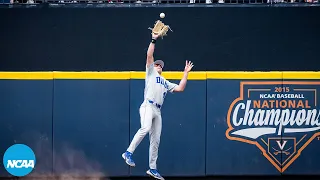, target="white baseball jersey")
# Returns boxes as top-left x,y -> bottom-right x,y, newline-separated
126,61 -> 178,170
143,62 -> 177,106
